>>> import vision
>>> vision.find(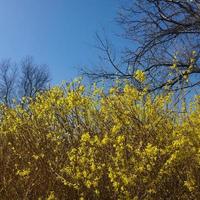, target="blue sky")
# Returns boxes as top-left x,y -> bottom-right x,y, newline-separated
0,0 -> 123,85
